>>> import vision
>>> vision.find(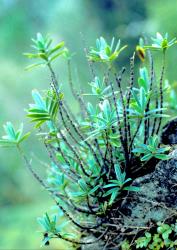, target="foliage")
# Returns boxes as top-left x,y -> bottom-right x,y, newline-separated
133,135 -> 171,161
103,164 -> 139,205
84,76 -> 113,100
0,122 -> 30,148
88,36 -> 127,63
0,32 -> 176,248
37,212 -> 76,246
136,232 -> 152,248
26,89 -> 60,130
23,33 -> 66,70
135,221 -> 177,249
145,32 -> 177,52
121,221 -> 177,250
